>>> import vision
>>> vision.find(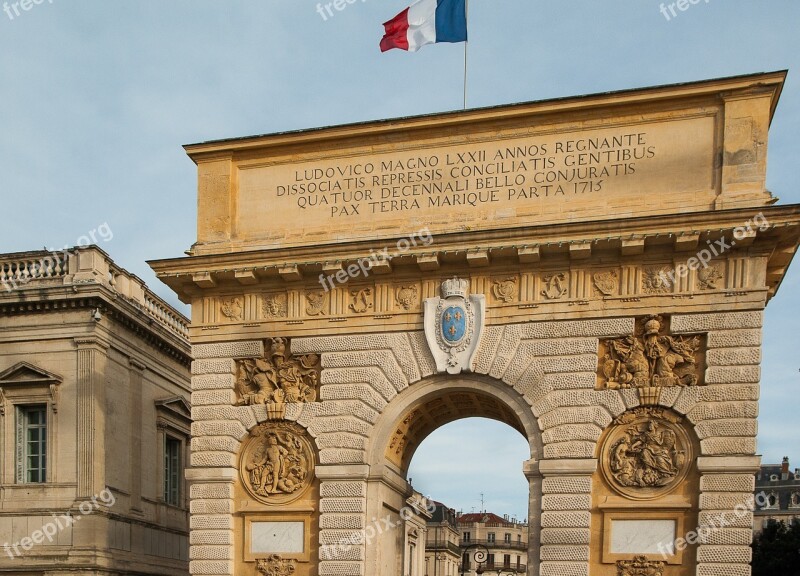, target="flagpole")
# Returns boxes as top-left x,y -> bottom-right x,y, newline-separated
463,0 -> 469,110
